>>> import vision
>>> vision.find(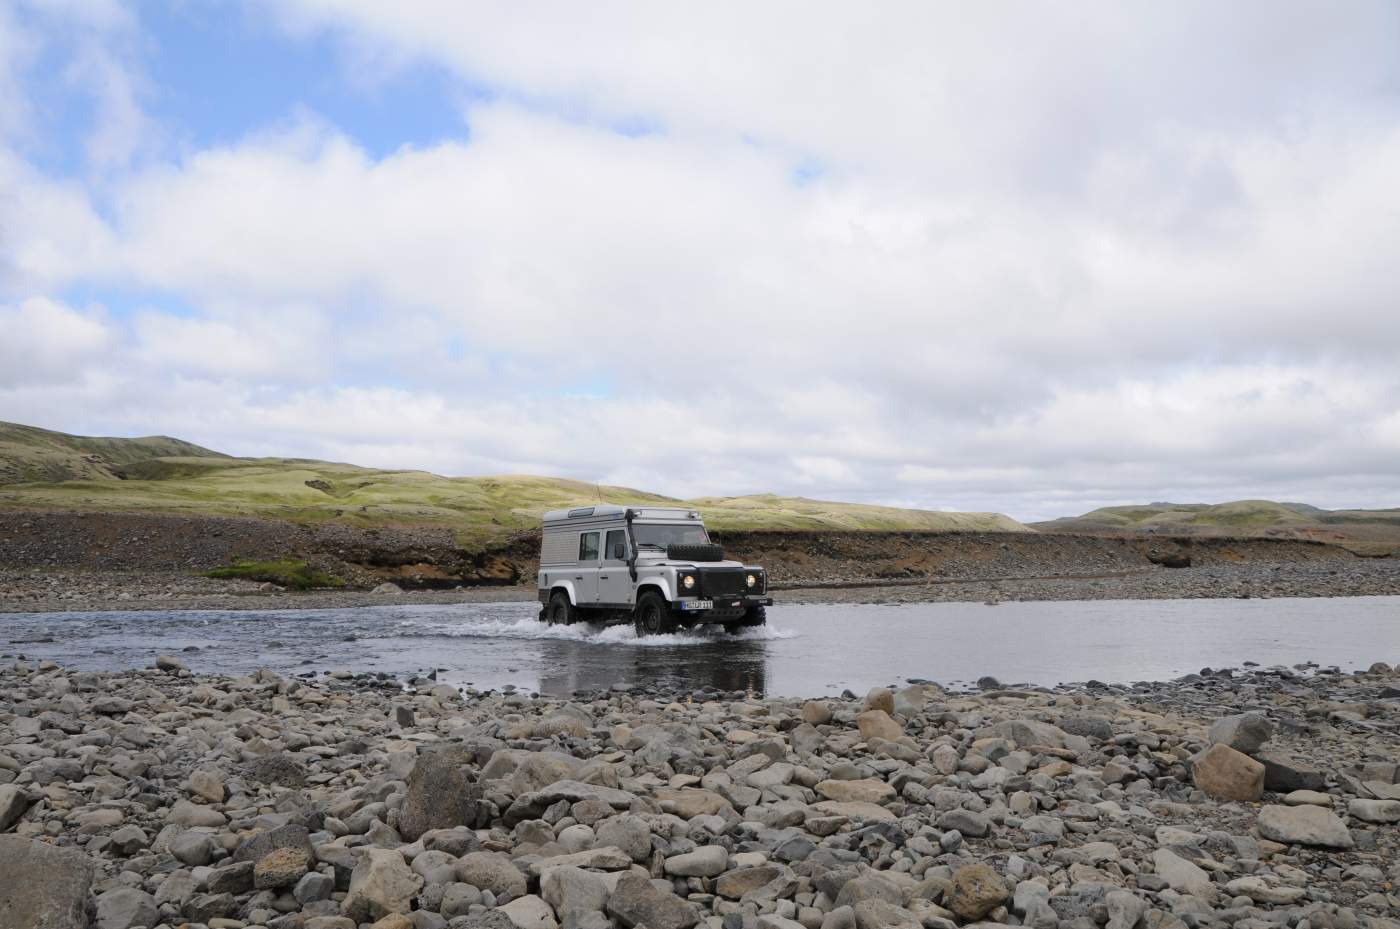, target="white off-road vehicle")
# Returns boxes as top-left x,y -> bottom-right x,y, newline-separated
536,505 -> 771,636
